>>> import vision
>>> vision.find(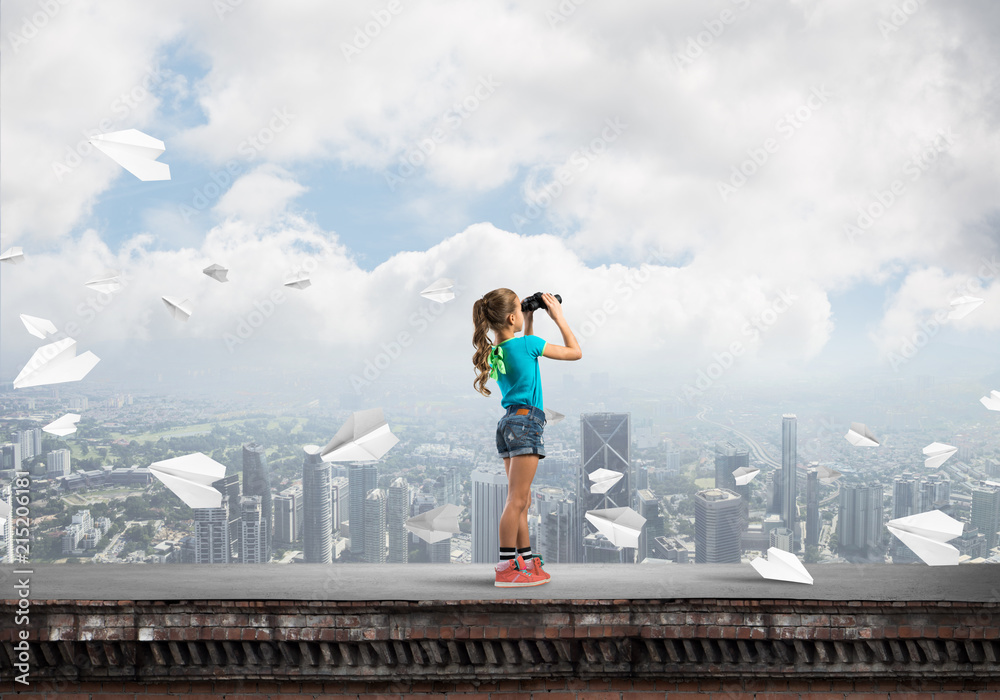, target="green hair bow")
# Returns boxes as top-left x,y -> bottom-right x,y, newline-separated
488,345 -> 506,380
